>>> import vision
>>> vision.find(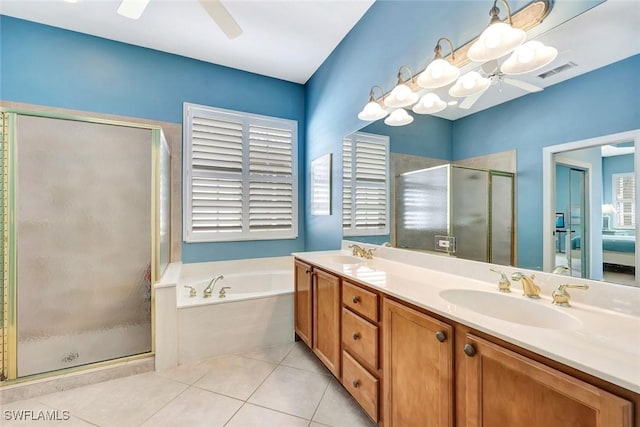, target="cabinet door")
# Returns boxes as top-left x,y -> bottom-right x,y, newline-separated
383,298 -> 453,427
461,334 -> 632,427
294,259 -> 313,347
313,269 -> 341,377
